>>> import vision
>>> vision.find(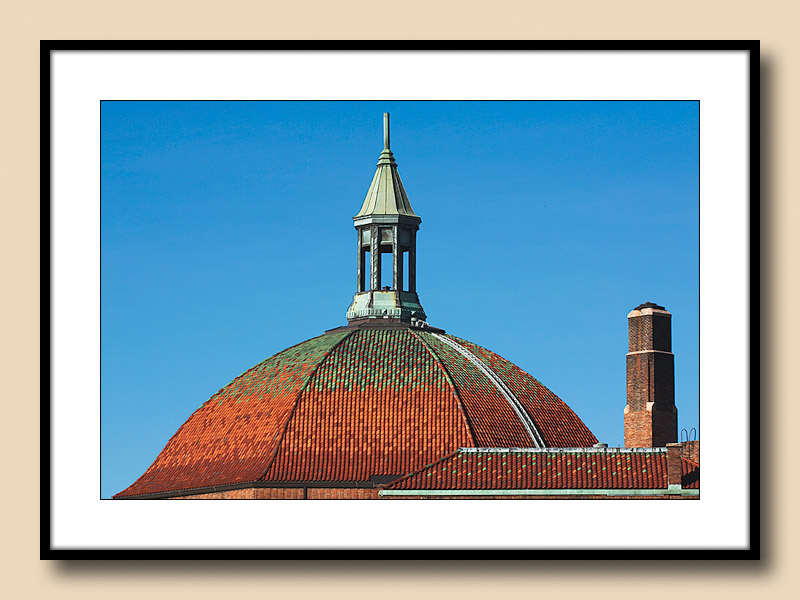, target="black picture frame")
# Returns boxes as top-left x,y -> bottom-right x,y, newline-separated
41,40 -> 759,559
